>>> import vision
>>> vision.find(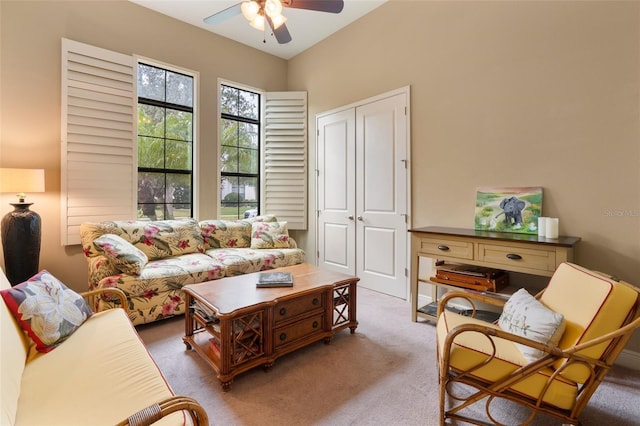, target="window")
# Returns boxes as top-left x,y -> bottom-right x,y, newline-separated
219,84 -> 260,220
137,63 -> 194,220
